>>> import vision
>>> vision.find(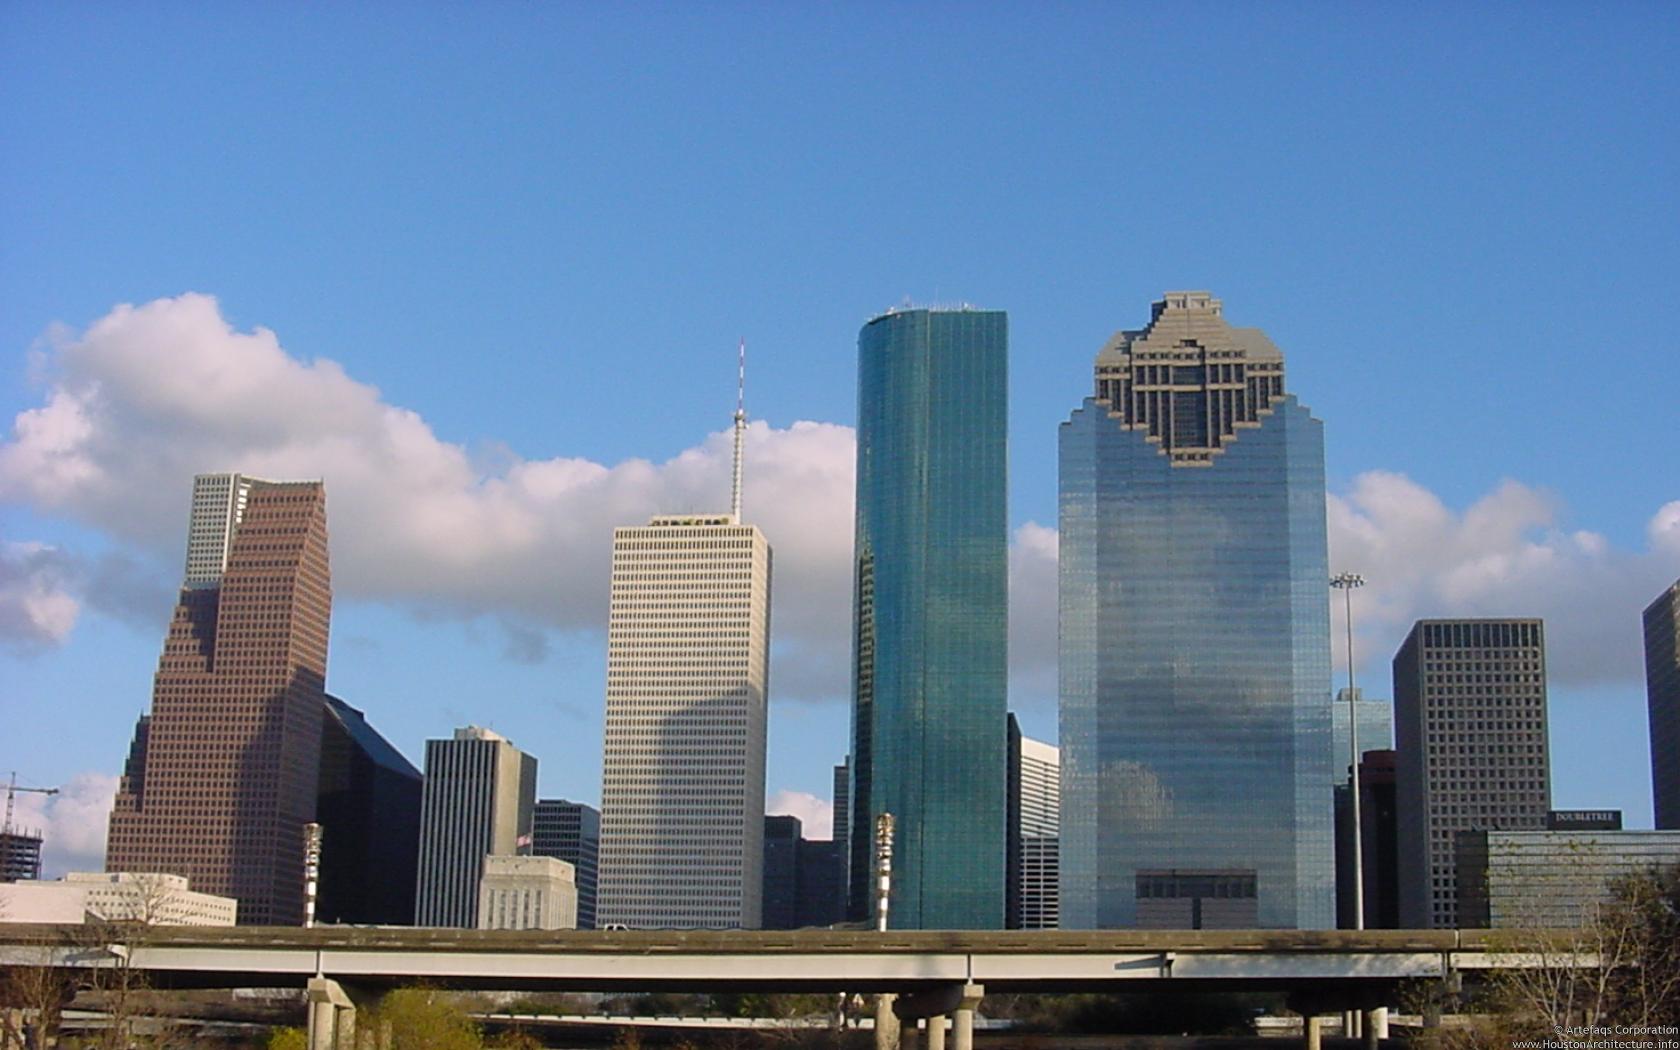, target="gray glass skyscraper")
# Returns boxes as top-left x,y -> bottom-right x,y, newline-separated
848,306 -> 1008,930
1059,292 -> 1333,930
